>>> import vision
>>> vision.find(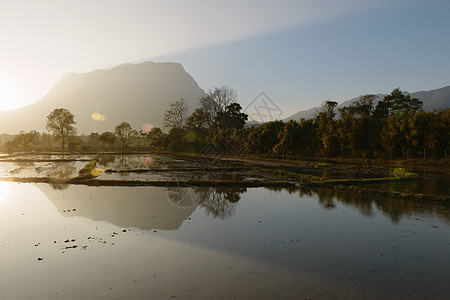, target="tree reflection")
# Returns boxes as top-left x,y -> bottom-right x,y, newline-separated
167,186 -> 247,220
199,187 -> 247,219
98,154 -> 157,170
50,162 -> 77,180
50,183 -> 69,190
10,161 -> 35,175
298,187 -> 450,224
48,162 -> 76,190
97,154 -> 116,167
167,186 -> 200,208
